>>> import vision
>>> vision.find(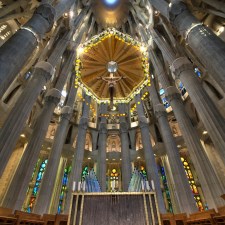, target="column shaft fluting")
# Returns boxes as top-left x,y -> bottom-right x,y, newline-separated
152,30 -> 225,169
33,84 -> 77,214
0,34 -> 74,177
118,104 -> 132,191
148,82 -> 197,214
64,95 -> 91,213
97,104 -> 108,192
135,95 -> 166,213
149,50 -> 224,208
